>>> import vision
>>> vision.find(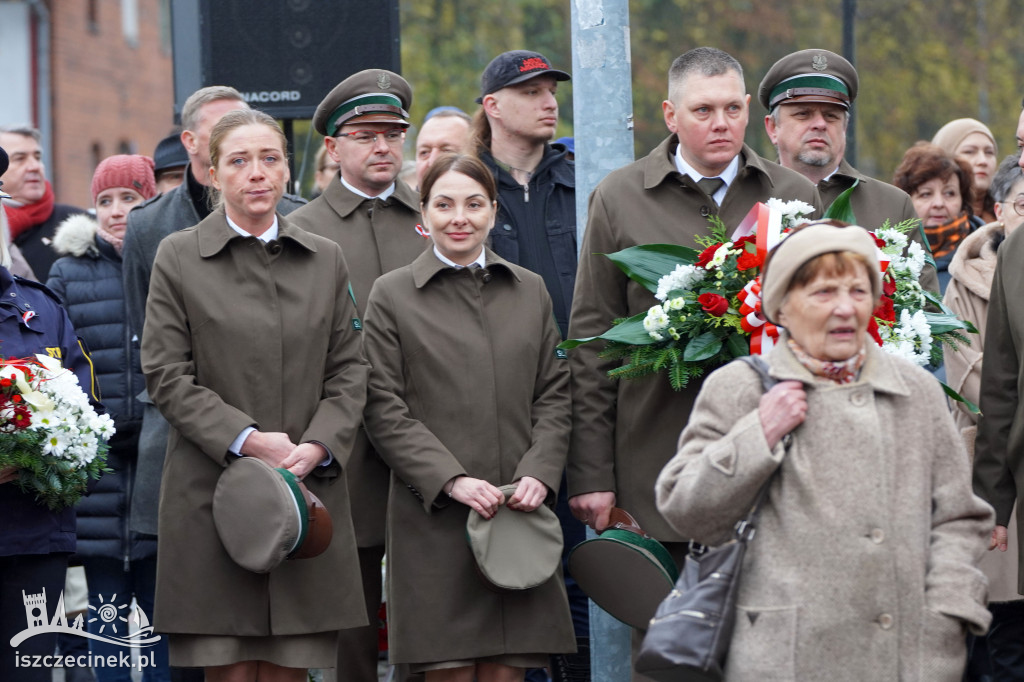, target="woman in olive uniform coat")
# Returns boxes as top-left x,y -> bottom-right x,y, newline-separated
363,154 -> 575,681
141,110 -> 369,681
